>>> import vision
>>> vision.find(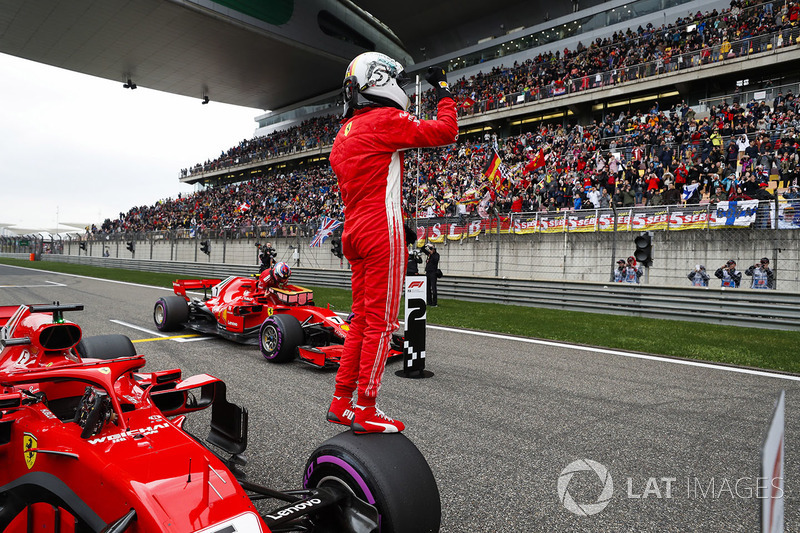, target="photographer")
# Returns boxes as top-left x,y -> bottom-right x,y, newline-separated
406,246 -> 423,276
687,264 -> 710,287
422,243 -> 441,306
744,257 -> 775,289
258,242 -> 277,273
714,260 -> 742,288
